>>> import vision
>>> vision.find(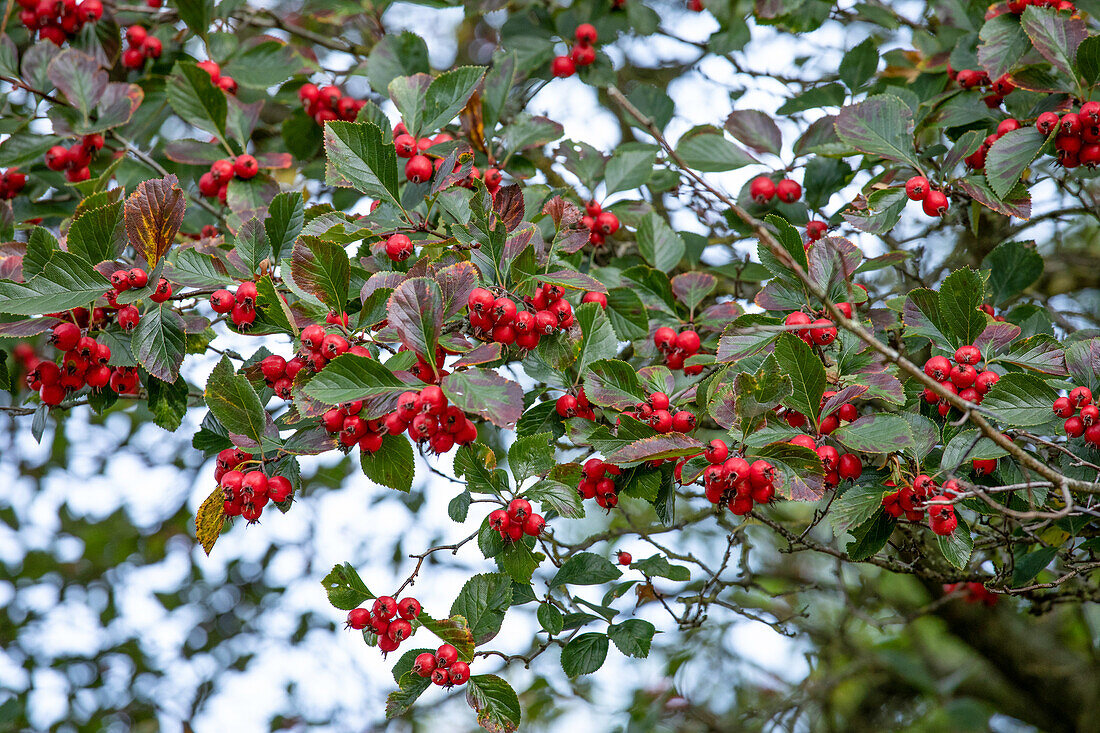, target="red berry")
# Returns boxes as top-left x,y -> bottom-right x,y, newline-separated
922,190 -> 948,217
653,326 -> 676,351
616,550 -> 632,565
749,176 -> 775,204
674,330 -> 701,353
575,23 -> 598,44
1069,386 -> 1092,407
924,355 -> 952,381
507,498 -> 532,522
523,514 -> 546,536
405,155 -> 432,183
141,37 -> 162,58
347,608 -> 370,630
435,643 -> 458,668
838,453 -> 862,480
373,596 -> 397,620
905,176 -> 929,201
581,291 -> 607,309
775,178 -> 801,203
551,55 -> 575,77
954,345 -> 981,365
